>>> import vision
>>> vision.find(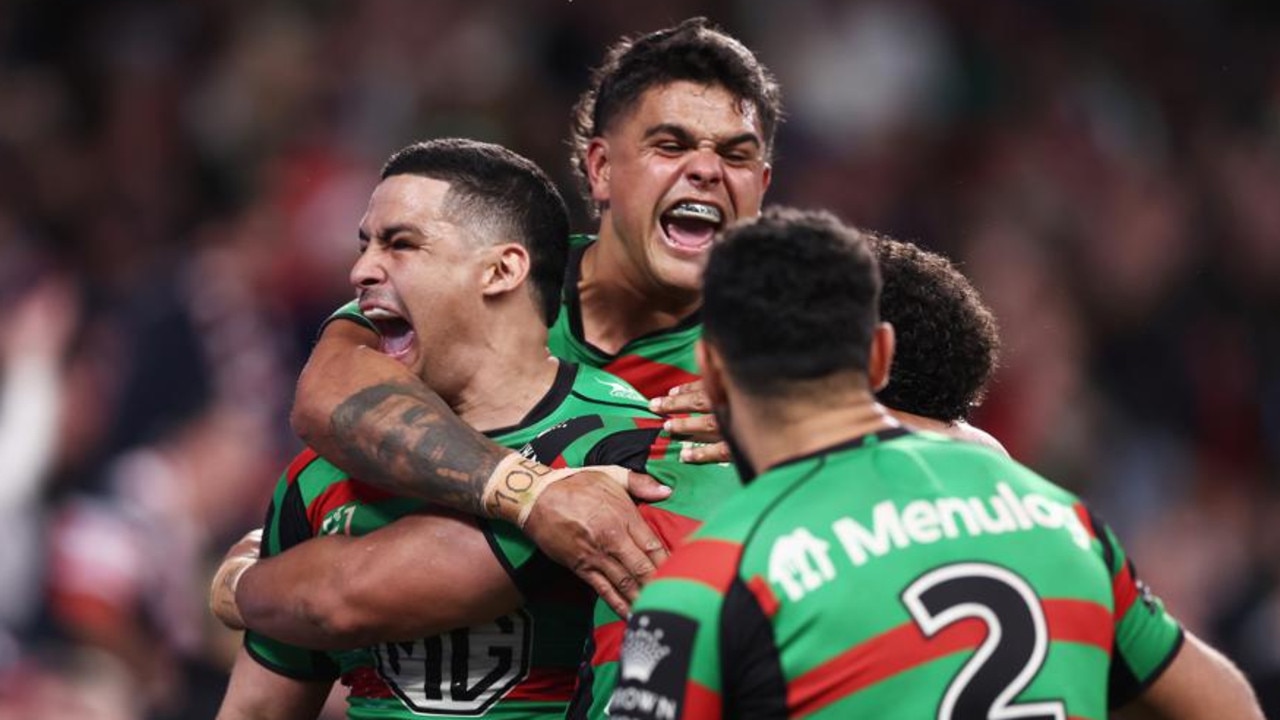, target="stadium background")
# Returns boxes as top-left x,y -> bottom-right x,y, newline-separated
0,0 -> 1277,717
